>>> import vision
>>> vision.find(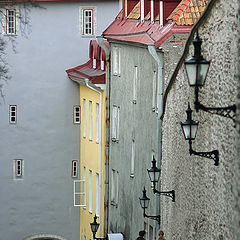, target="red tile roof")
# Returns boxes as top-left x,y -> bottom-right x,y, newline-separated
103,0 -> 208,47
168,0 -> 209,25
66,40 -> 108,84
